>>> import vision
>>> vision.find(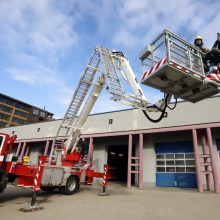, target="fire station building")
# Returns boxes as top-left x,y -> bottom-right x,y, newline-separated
1,95 -> 220,192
